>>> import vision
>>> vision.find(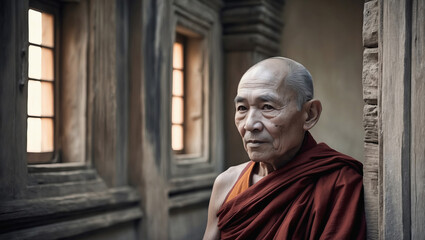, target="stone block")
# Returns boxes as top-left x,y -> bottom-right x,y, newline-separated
363,48 -> 379,104
363,104 -> 378,144
364,142 -> 379,194
363,0 -> 379,47
363,142 -> 379,239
